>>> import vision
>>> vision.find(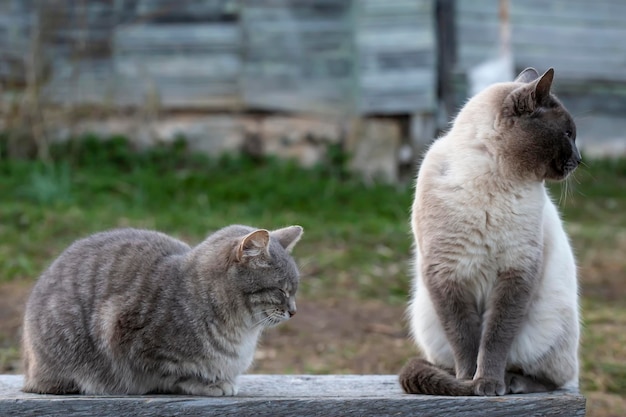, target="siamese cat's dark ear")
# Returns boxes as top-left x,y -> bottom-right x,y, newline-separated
270,225 -> 303,253
515,67 -> 539,83
237,229 -> 270,261
533,68 -> 554,104
507,68 -> 555,115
